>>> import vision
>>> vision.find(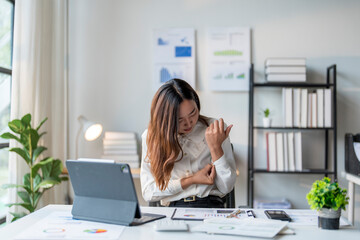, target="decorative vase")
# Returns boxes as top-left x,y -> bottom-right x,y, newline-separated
263,117 -> 271,128
318,208 -> 341,230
